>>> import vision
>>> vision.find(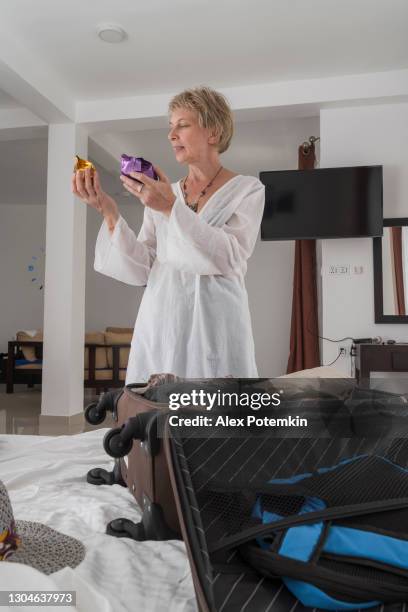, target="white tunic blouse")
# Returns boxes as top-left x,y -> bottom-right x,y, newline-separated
94,174 -> 265,384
